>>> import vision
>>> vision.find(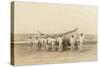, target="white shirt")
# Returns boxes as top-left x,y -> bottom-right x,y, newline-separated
70,37 -> 75,44
28,38 -> 33,45
51,38 -> 56,44
47,37 -> 52,43
34,38 -> 38,44
44,38 -> 47,43
58,37 -> 63,43
79,36 -> 84,43
40,37 -> 44,43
